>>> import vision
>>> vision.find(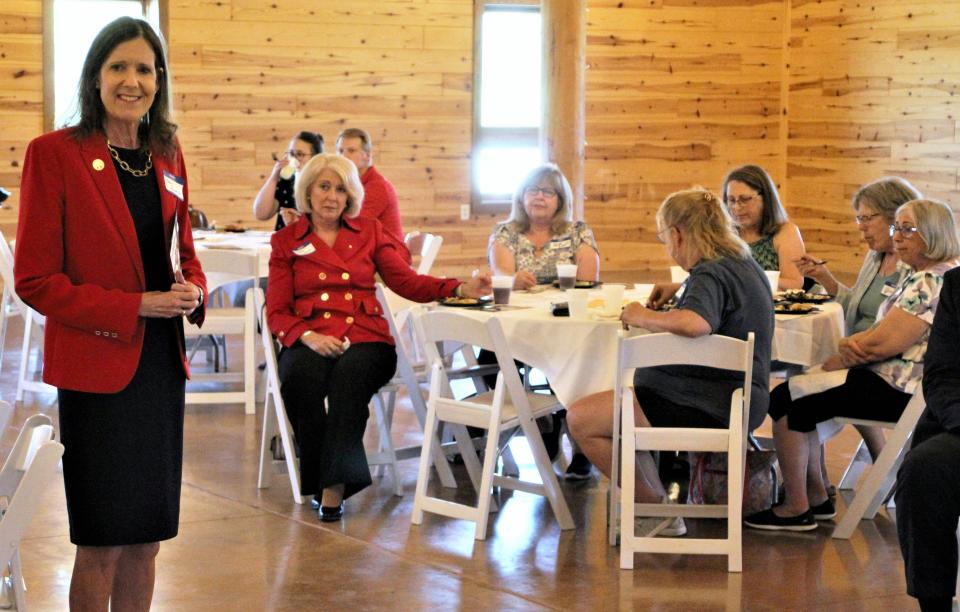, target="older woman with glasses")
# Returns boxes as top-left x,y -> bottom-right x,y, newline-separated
722,164 -> 806,290
488,163 -> 599,289
745,198 -> 960,532
796,177 -> 923,475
